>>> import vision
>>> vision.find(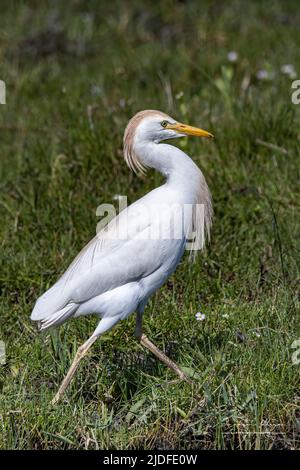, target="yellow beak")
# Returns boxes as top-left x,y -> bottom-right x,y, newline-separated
166,122 -> 213,138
